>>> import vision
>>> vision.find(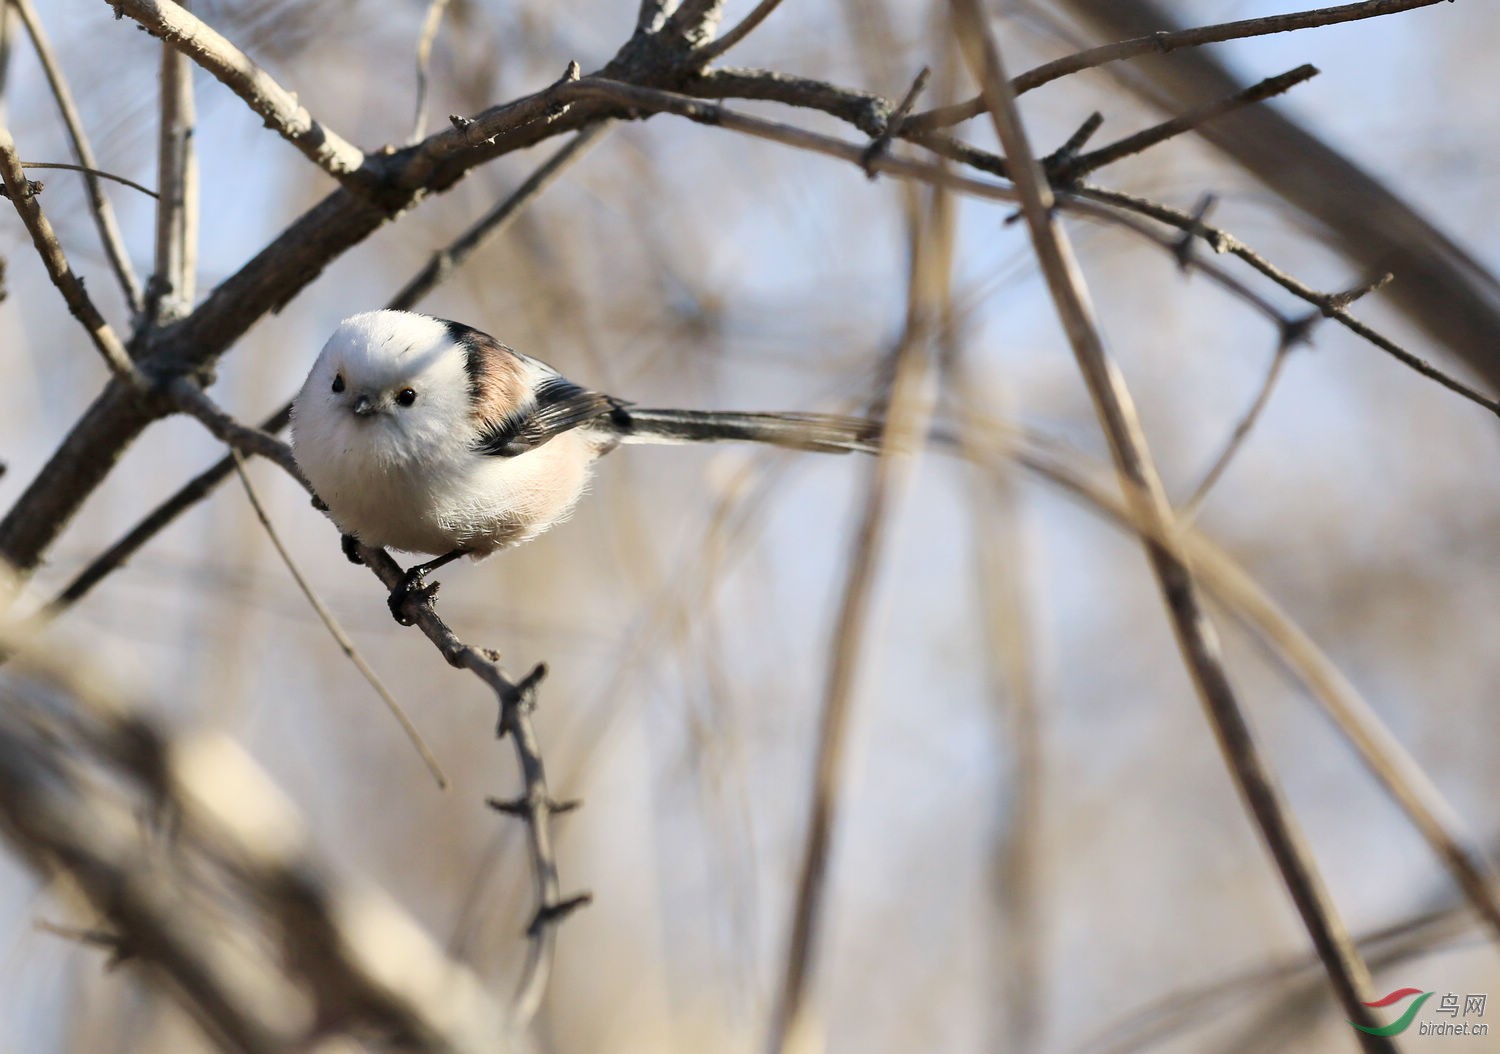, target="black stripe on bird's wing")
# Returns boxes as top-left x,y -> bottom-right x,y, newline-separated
472,376 -> 619,457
